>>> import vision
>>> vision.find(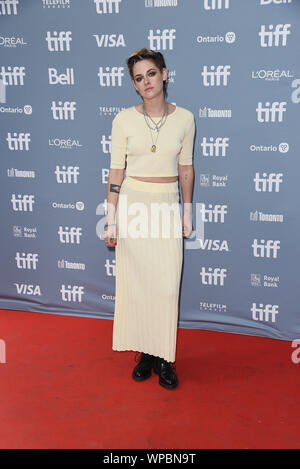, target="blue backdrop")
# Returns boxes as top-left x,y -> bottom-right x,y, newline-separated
1,0 -> 299,341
